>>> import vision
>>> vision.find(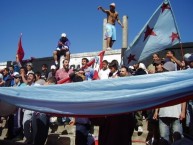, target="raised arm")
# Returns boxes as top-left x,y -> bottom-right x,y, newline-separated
98,6 -> 107,13
166,52 -> 183,68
